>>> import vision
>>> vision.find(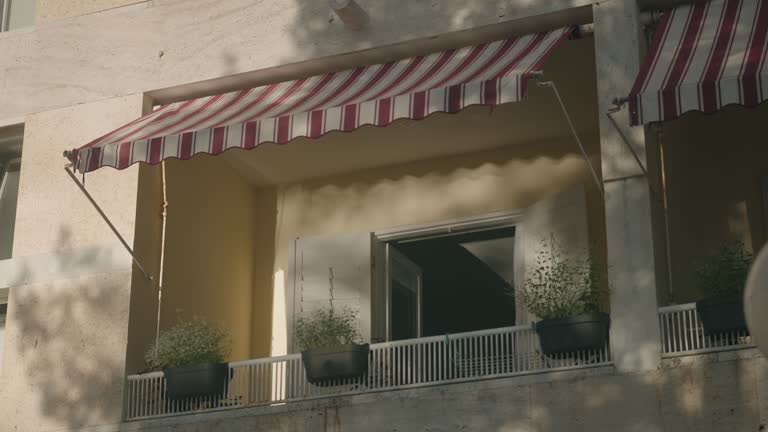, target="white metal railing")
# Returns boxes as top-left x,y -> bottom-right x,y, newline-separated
125,324 -> 612,421
658,302 -> 753,358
